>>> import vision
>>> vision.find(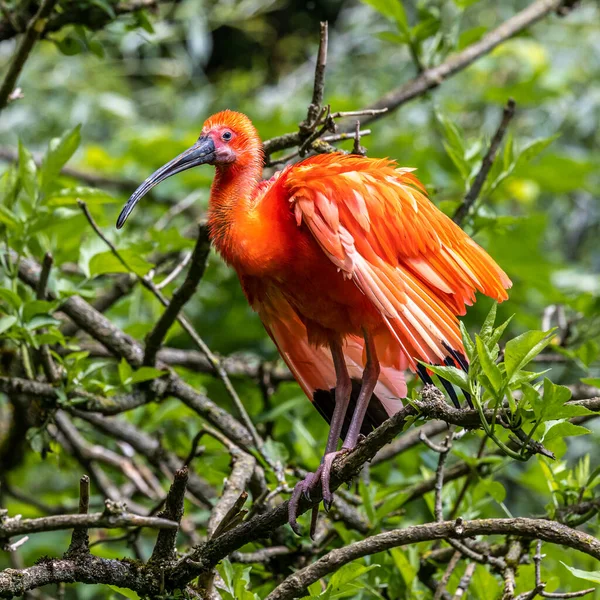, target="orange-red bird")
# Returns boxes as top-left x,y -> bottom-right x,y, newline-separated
118,110 -> 511,533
